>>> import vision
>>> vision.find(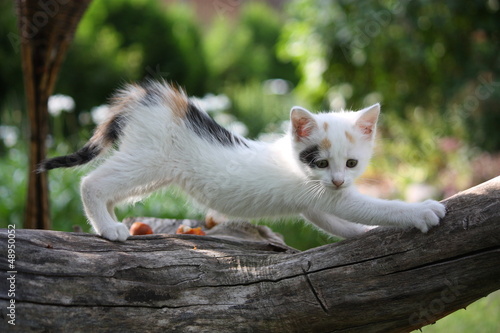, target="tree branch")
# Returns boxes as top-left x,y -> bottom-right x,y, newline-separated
16,0 -> 92,230
1,177 -> 499,332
